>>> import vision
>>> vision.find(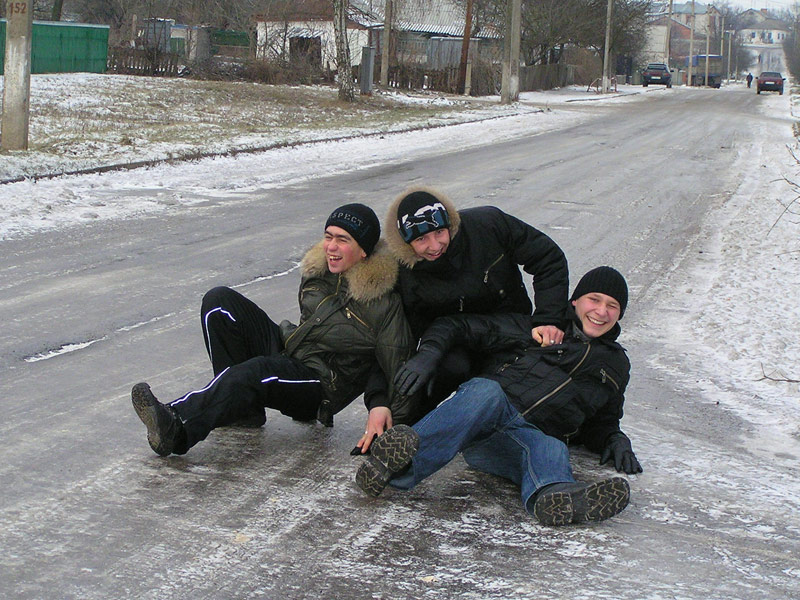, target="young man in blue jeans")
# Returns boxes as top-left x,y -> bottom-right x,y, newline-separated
355,266 -> 642,526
